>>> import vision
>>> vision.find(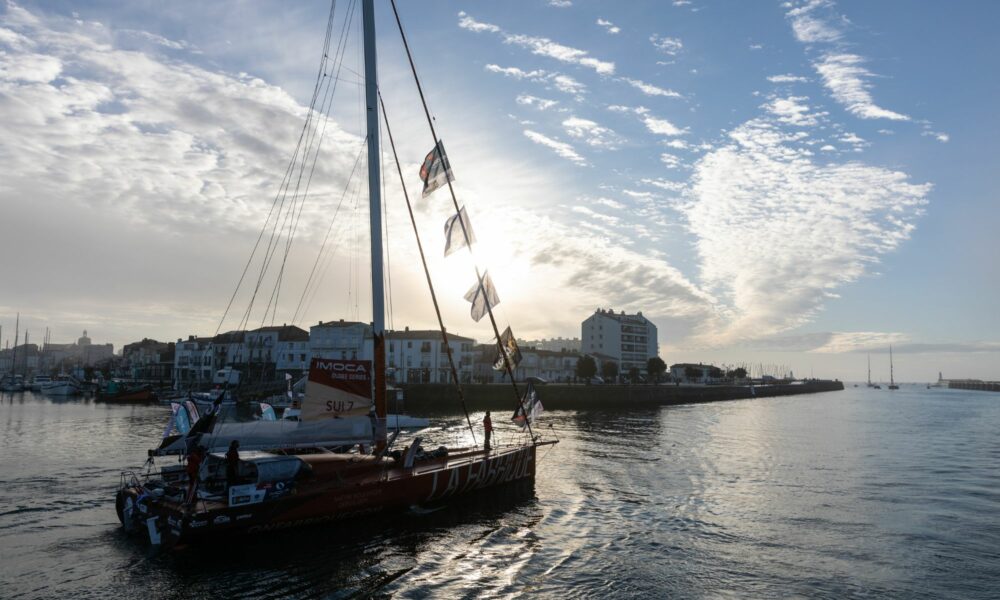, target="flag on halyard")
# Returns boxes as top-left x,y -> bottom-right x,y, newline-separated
420,140 -> 454,198
444,206 -> 476,257
512,381 -> 543,428
464,271 -> 500,322
493,326 -> 522,371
